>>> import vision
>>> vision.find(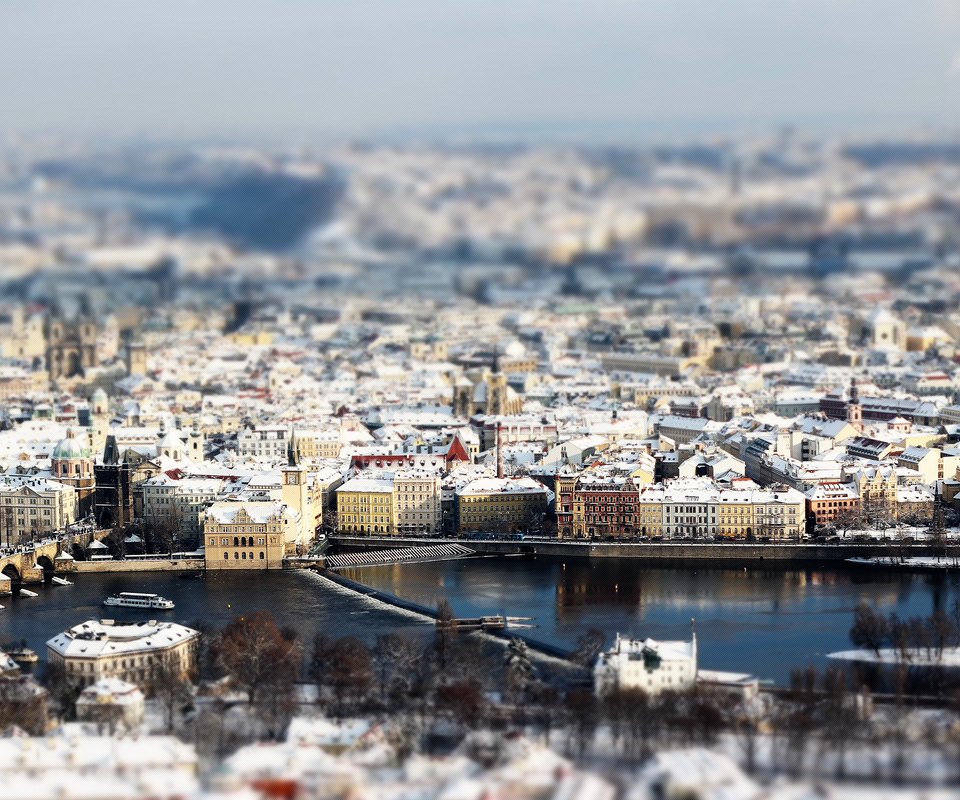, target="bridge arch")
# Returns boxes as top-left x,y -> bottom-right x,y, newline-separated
2,563 -> 22,595
36,555 -> 55,582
